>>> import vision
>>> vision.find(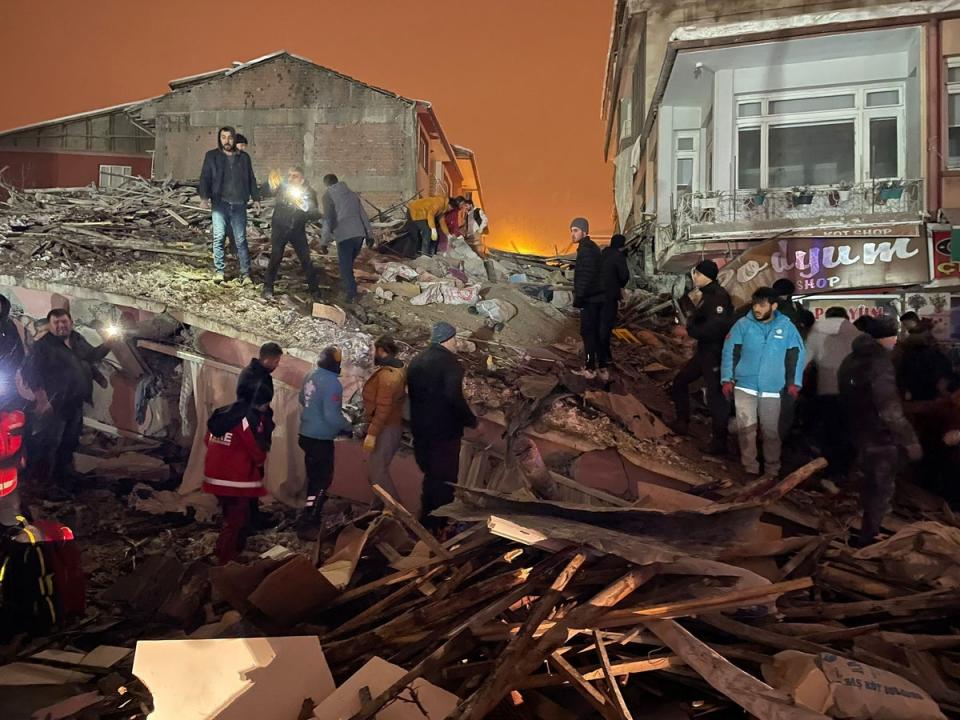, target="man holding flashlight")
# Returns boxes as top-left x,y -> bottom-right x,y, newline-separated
262,167 -> 321,300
